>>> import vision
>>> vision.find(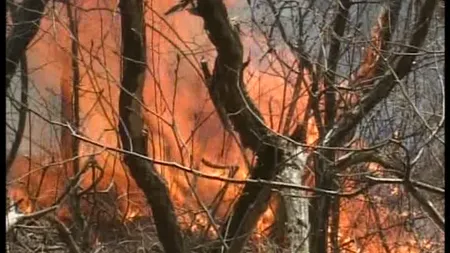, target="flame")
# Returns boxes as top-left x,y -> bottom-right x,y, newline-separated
255,207 -> 276,239
6,1 -> 439,252
8,188 -> 33,214
125,209 -> 140,221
